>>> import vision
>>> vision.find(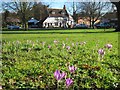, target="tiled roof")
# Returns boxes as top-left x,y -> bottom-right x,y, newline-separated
6,17 -> 20,22
102,11 -> 117,19
47,8 -> 69,17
